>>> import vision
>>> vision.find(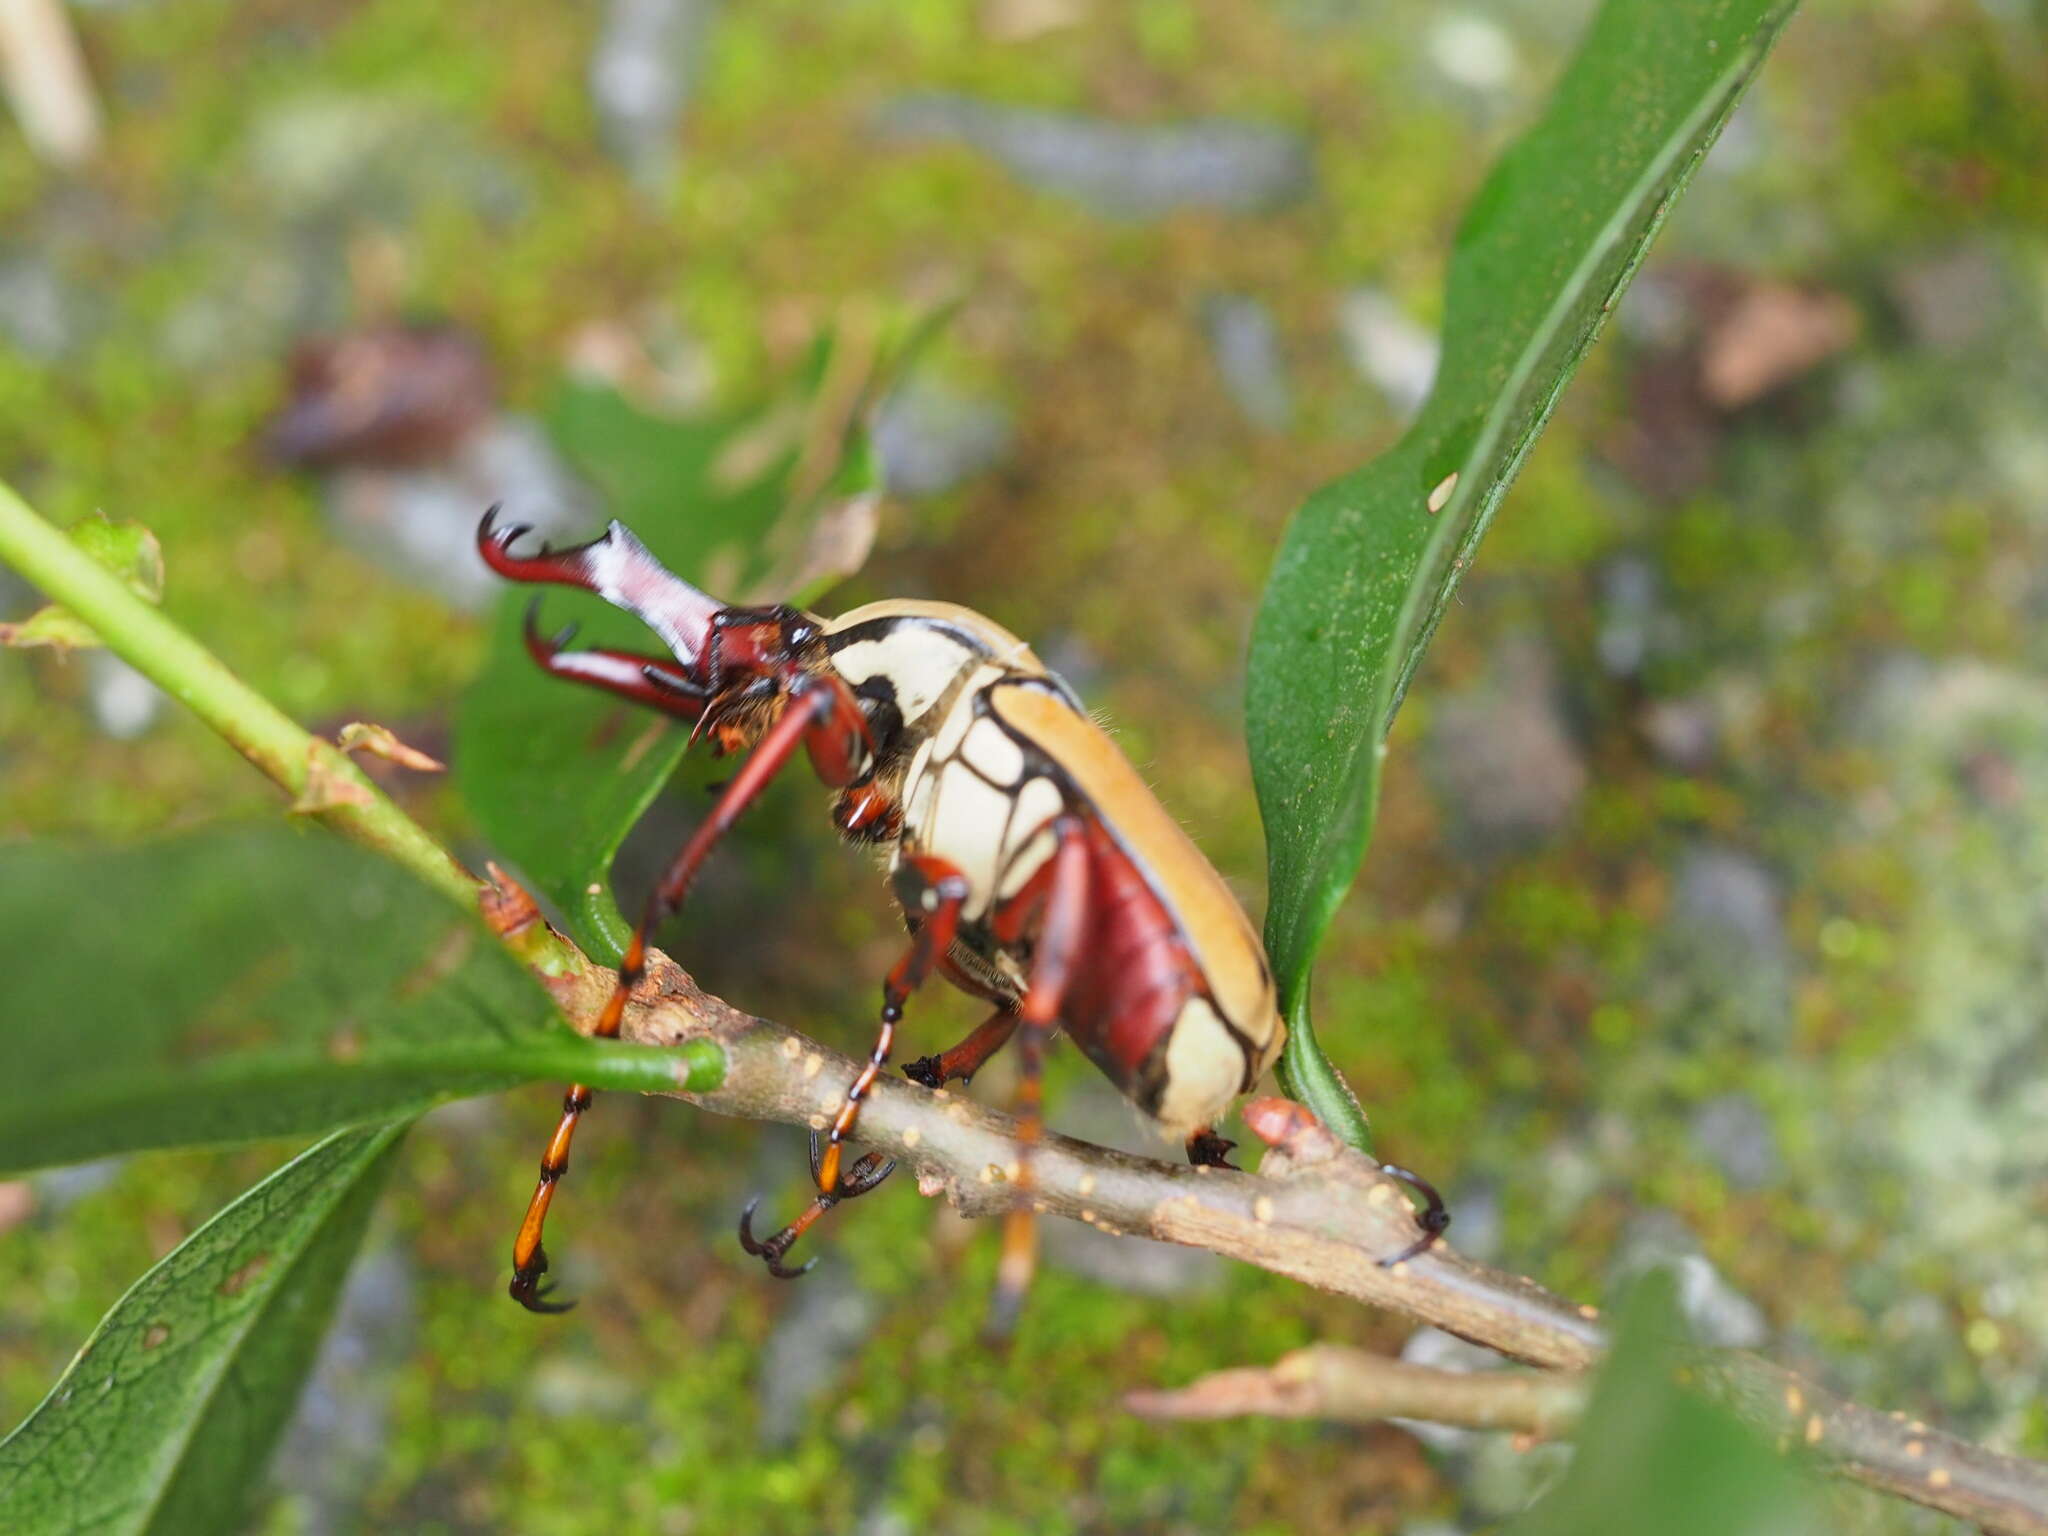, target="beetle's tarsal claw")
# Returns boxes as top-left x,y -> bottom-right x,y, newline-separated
1185,1128 -> 1238,1169
737,1196 -> 769,1253
737,1196 -> 816,1279
1374,1163 -> 1451,1268
839,1152 -> 897,1198
902,1055 -> 945,1089
509,1252 -> 577,1315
